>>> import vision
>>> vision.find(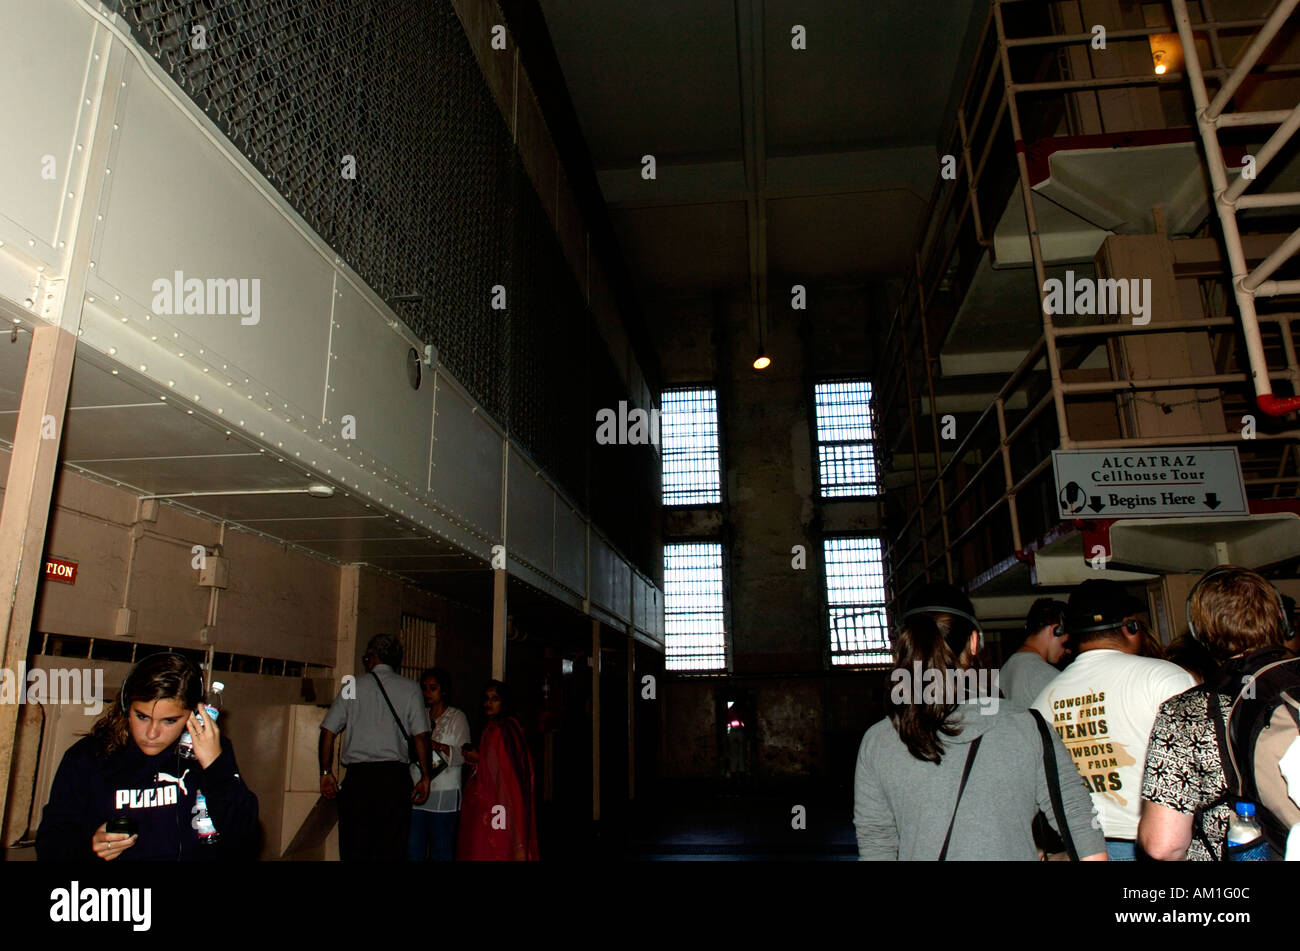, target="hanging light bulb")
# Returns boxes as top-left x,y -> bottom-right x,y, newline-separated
1153,50 -> 1167,75
753,350 -> 771,370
